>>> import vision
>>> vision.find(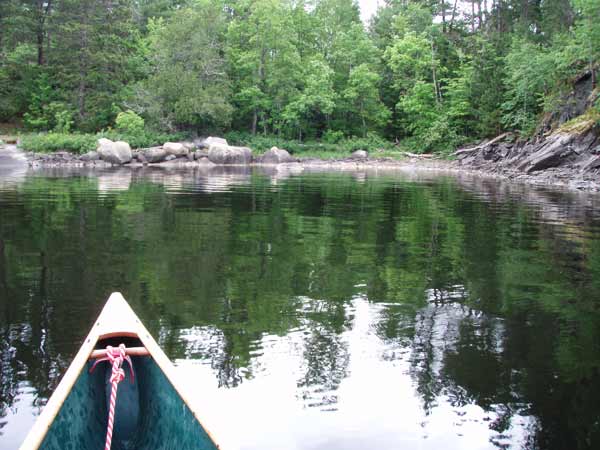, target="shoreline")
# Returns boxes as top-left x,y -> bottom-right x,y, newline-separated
2,143 -> 600,193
